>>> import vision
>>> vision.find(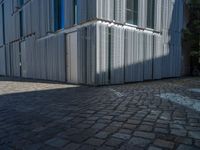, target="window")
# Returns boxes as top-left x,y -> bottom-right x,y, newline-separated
126,0 -> 138,25
147,0 -> 155,29
74,0 -> 77,24
54,0 -> 64,31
